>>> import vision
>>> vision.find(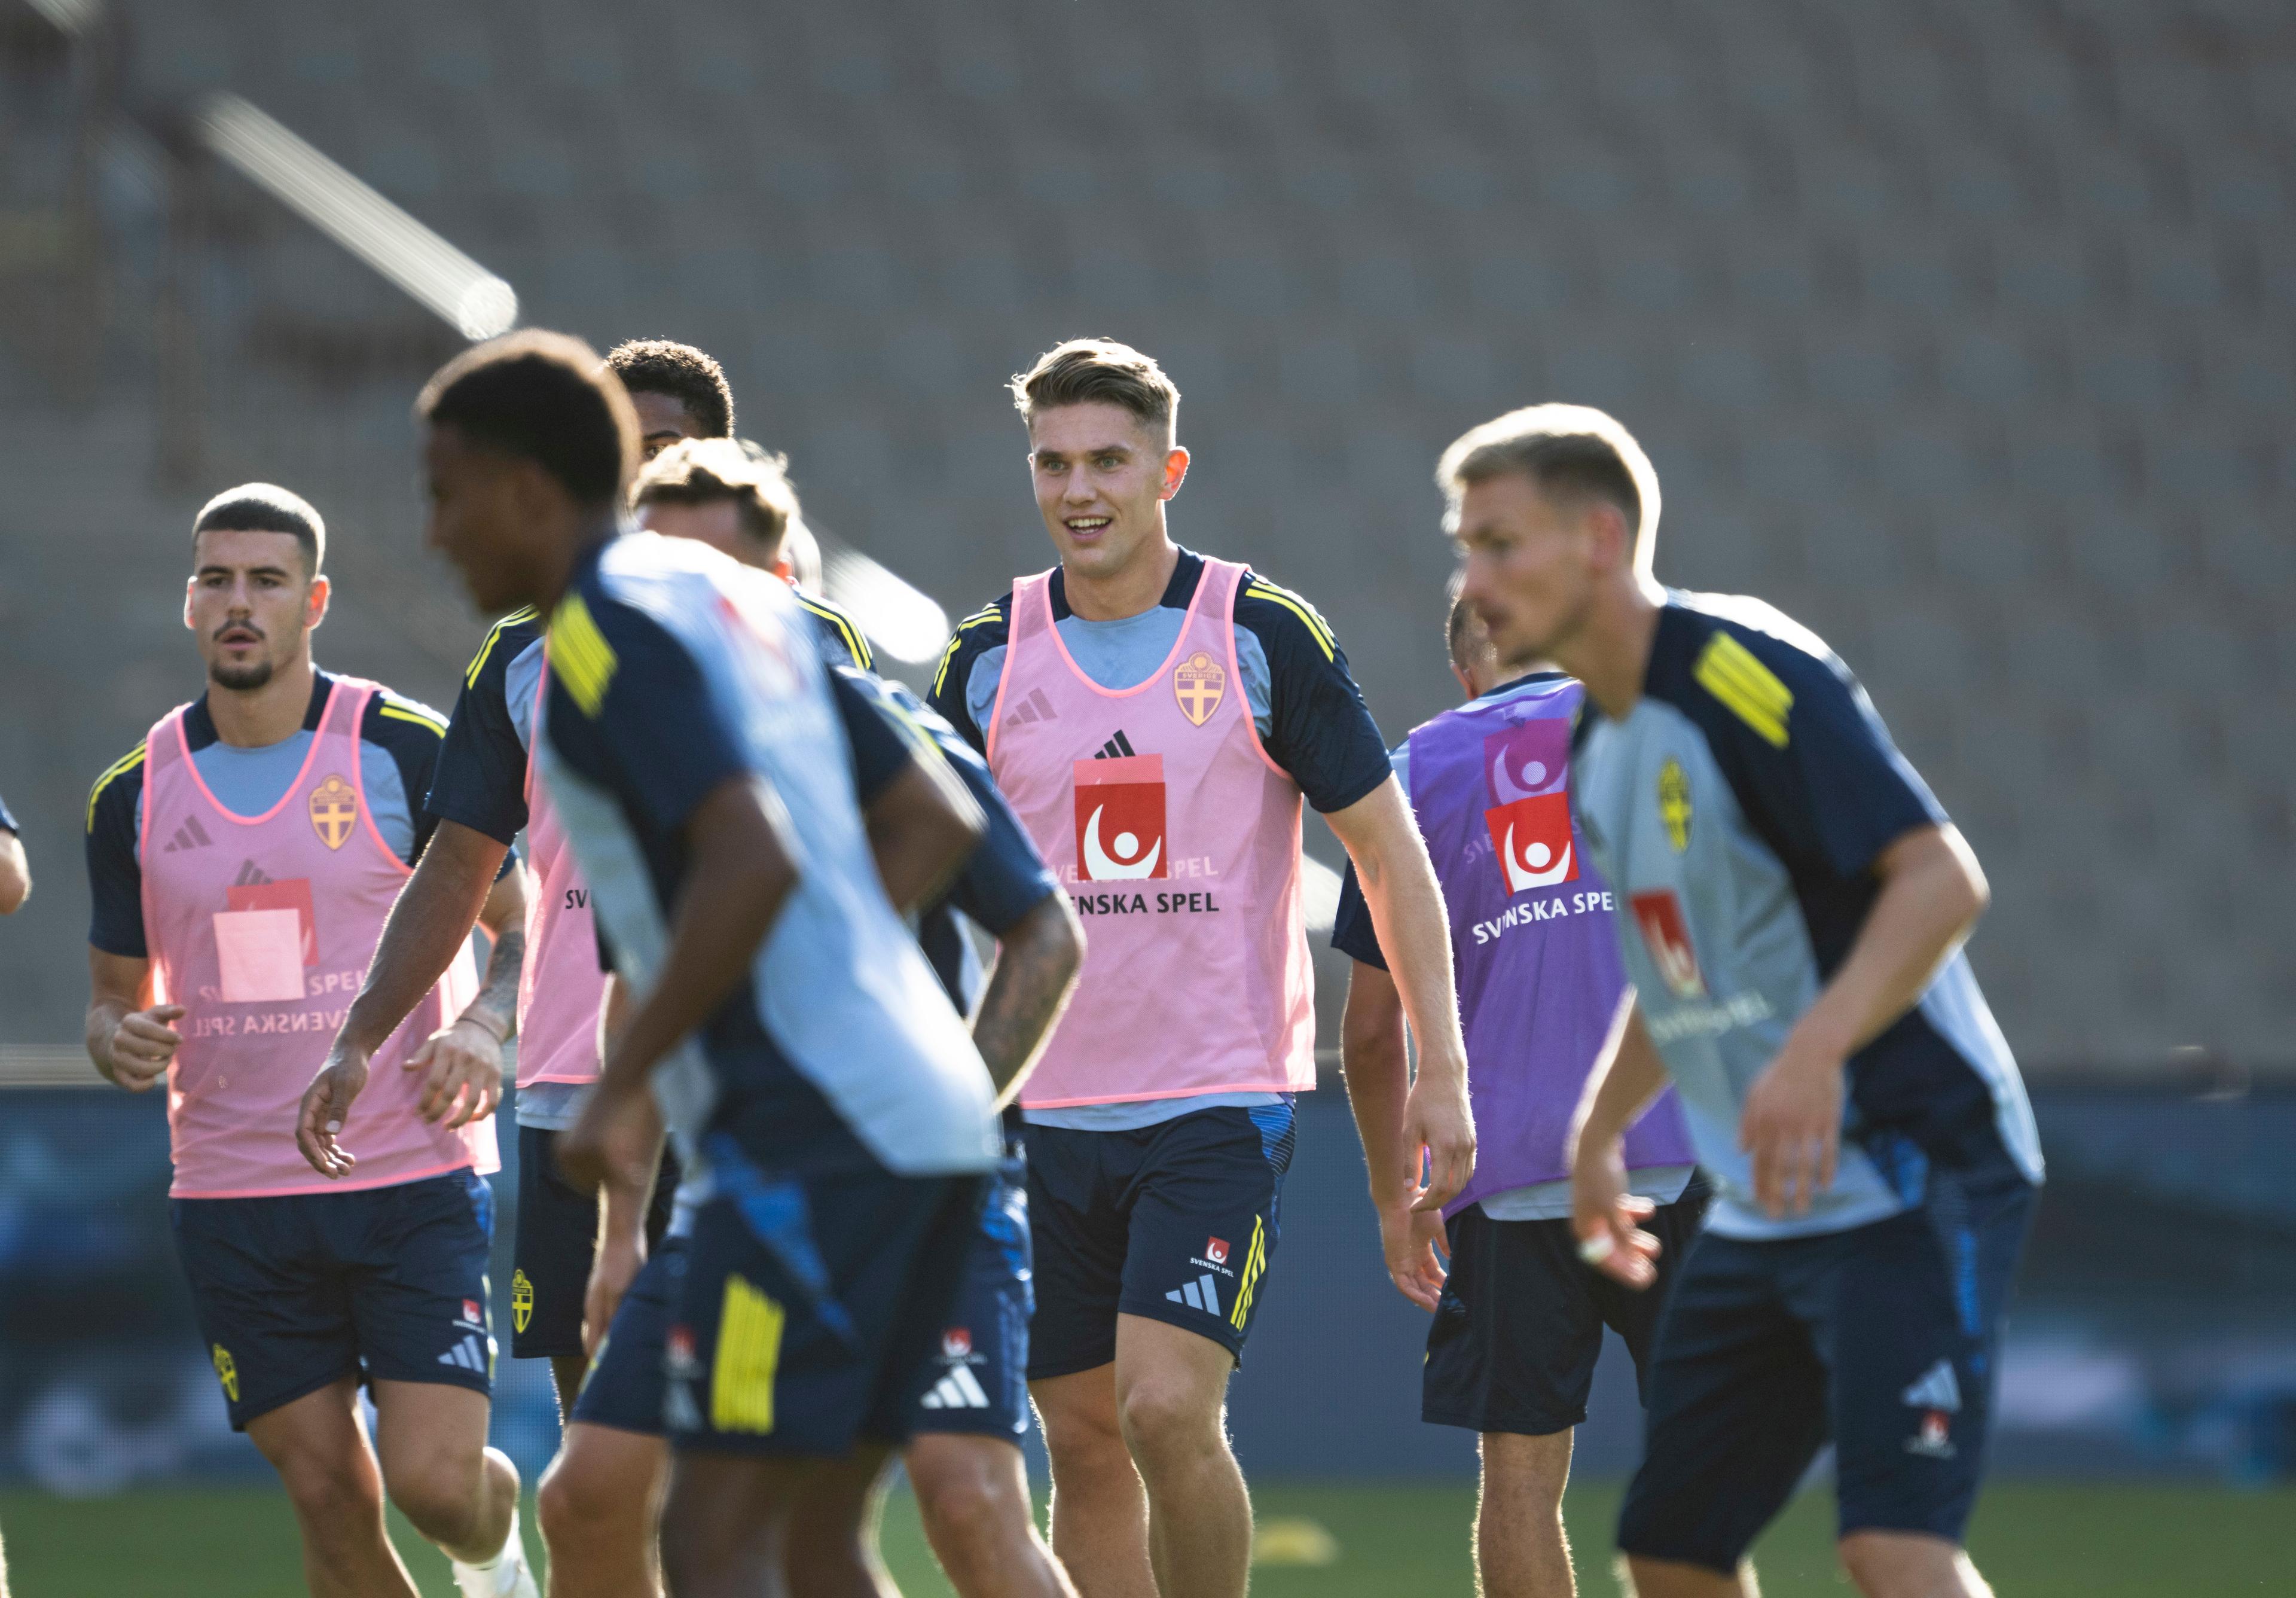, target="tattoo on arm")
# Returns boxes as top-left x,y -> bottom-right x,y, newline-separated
970,904 -> 1083,1103
461,923 -> 523,1041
